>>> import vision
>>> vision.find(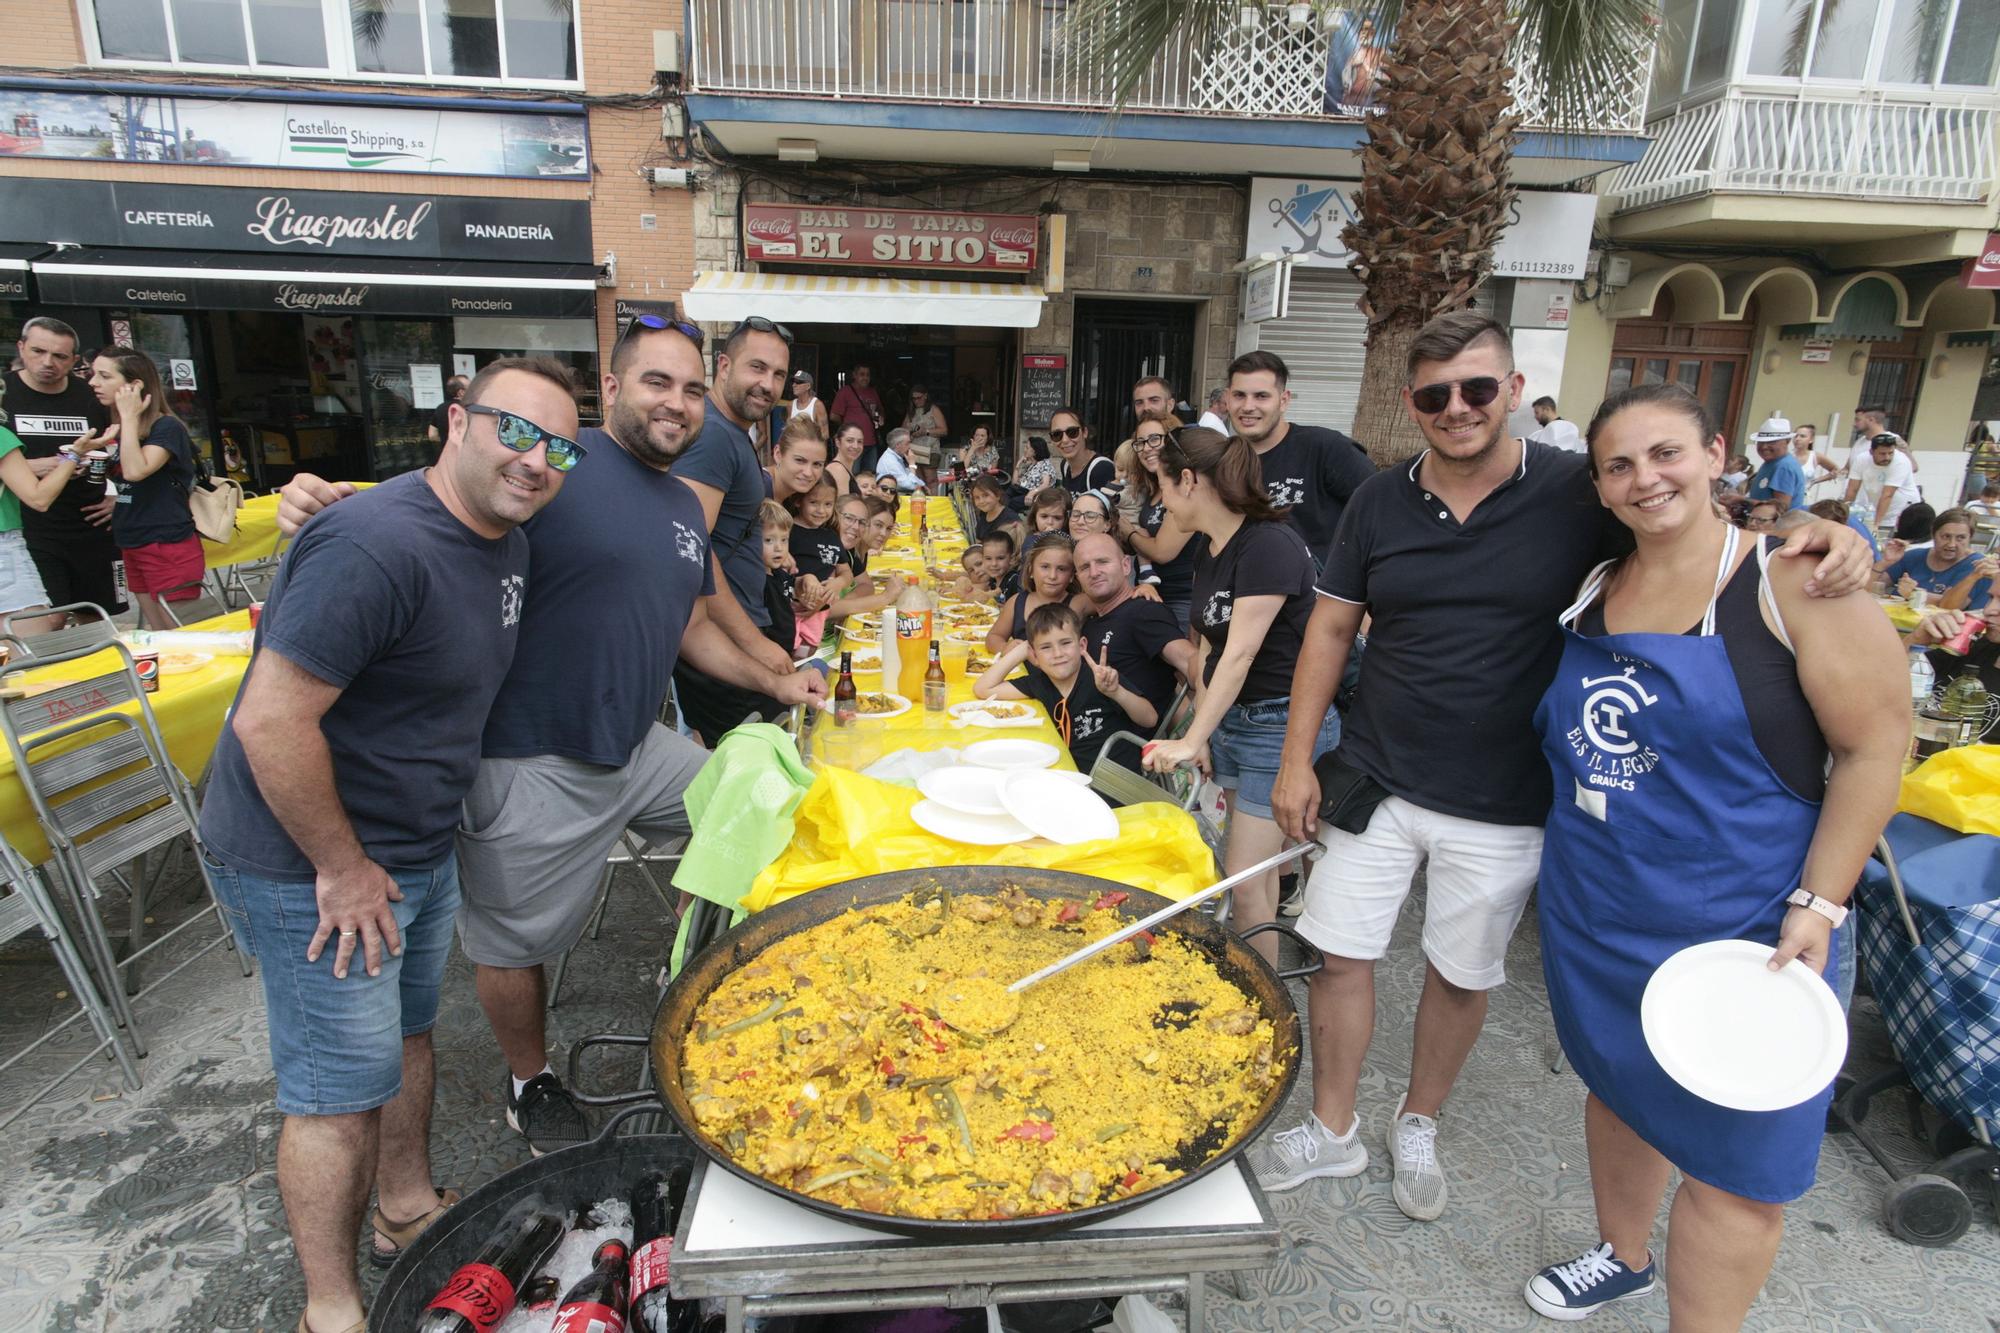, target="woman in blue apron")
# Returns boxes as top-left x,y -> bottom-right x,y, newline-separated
1524,383 -> 1907,1326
